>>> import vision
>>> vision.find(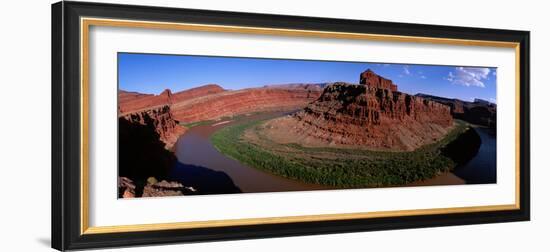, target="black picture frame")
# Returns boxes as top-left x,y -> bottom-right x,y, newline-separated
52,1 -> 530,251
